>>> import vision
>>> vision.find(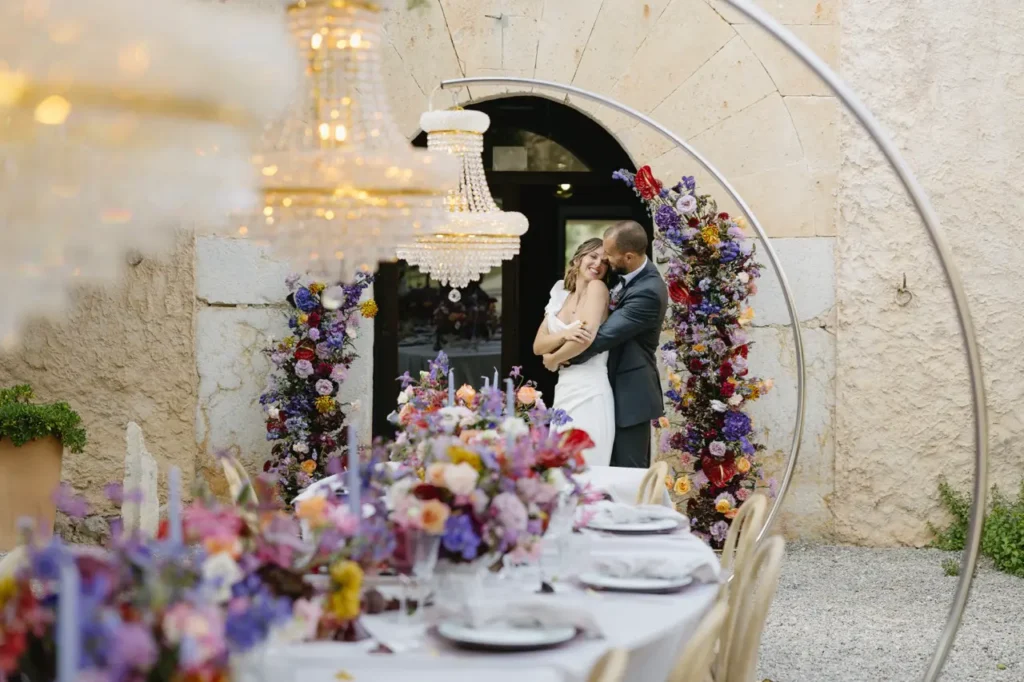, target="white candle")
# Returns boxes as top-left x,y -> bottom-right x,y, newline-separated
493,368 -> 499,388
347,421 -> 360,520
57,555 -> 80,682
506,378 -> 515,415
168,466 -> 182,545
482,377 -> 489,390
447,370 -> 455,406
